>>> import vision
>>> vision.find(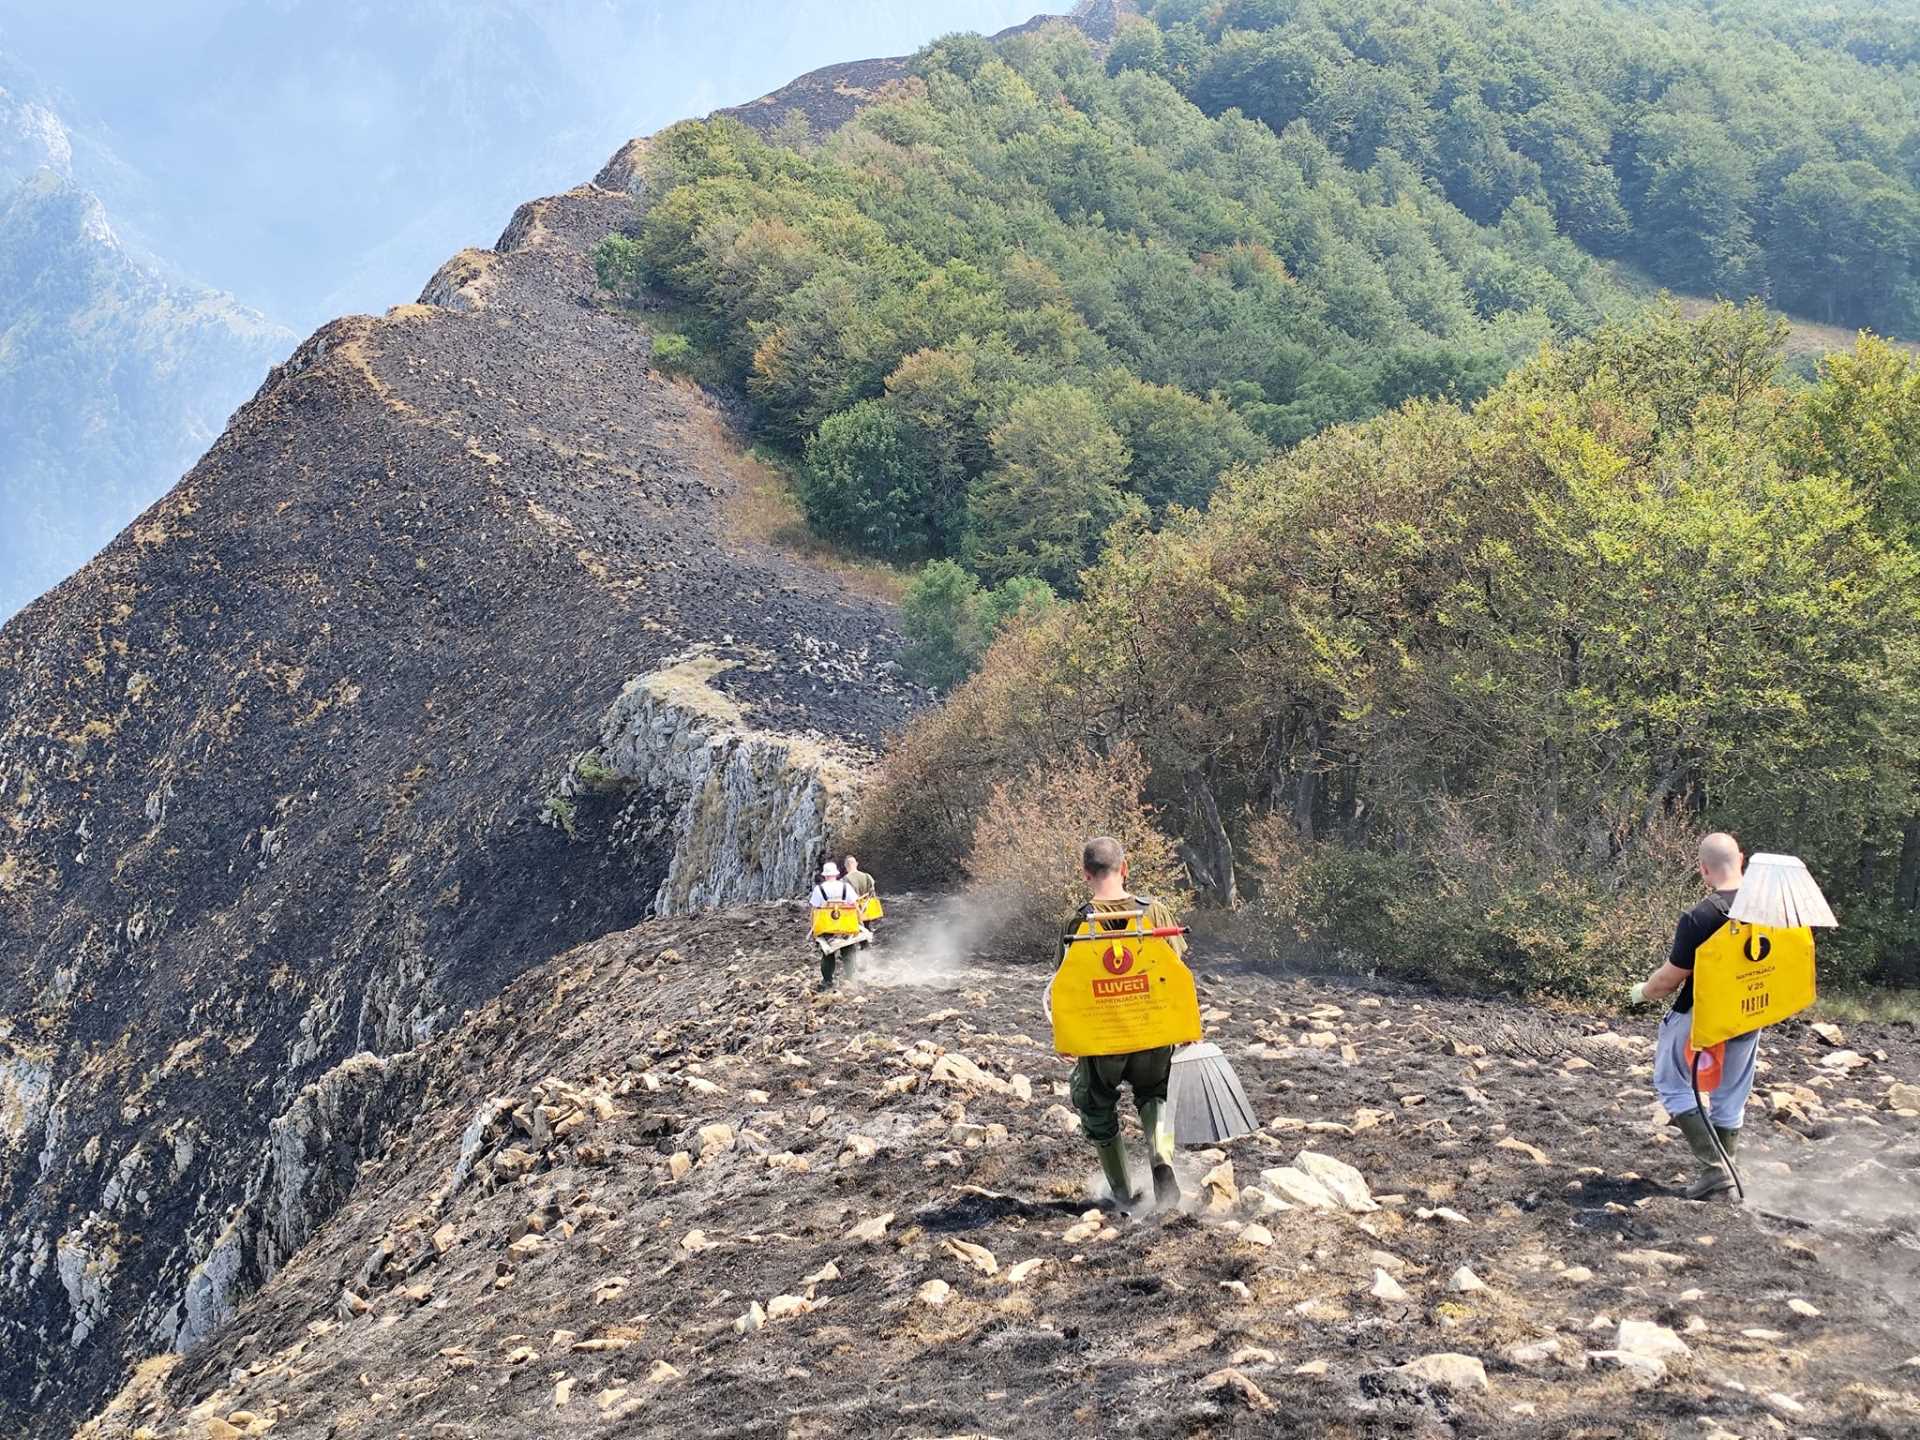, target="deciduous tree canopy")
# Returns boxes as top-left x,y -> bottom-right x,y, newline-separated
603,20 -> 1625,597
1130,0 -> 1920,332
859,307 -> 1920,991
